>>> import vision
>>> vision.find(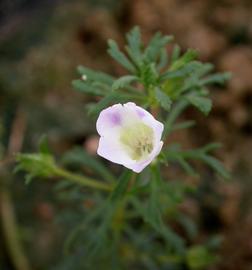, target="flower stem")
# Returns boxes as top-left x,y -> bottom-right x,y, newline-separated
54,167 -> 113,191
163,99 -> 188,137
0,187 -> 31,270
